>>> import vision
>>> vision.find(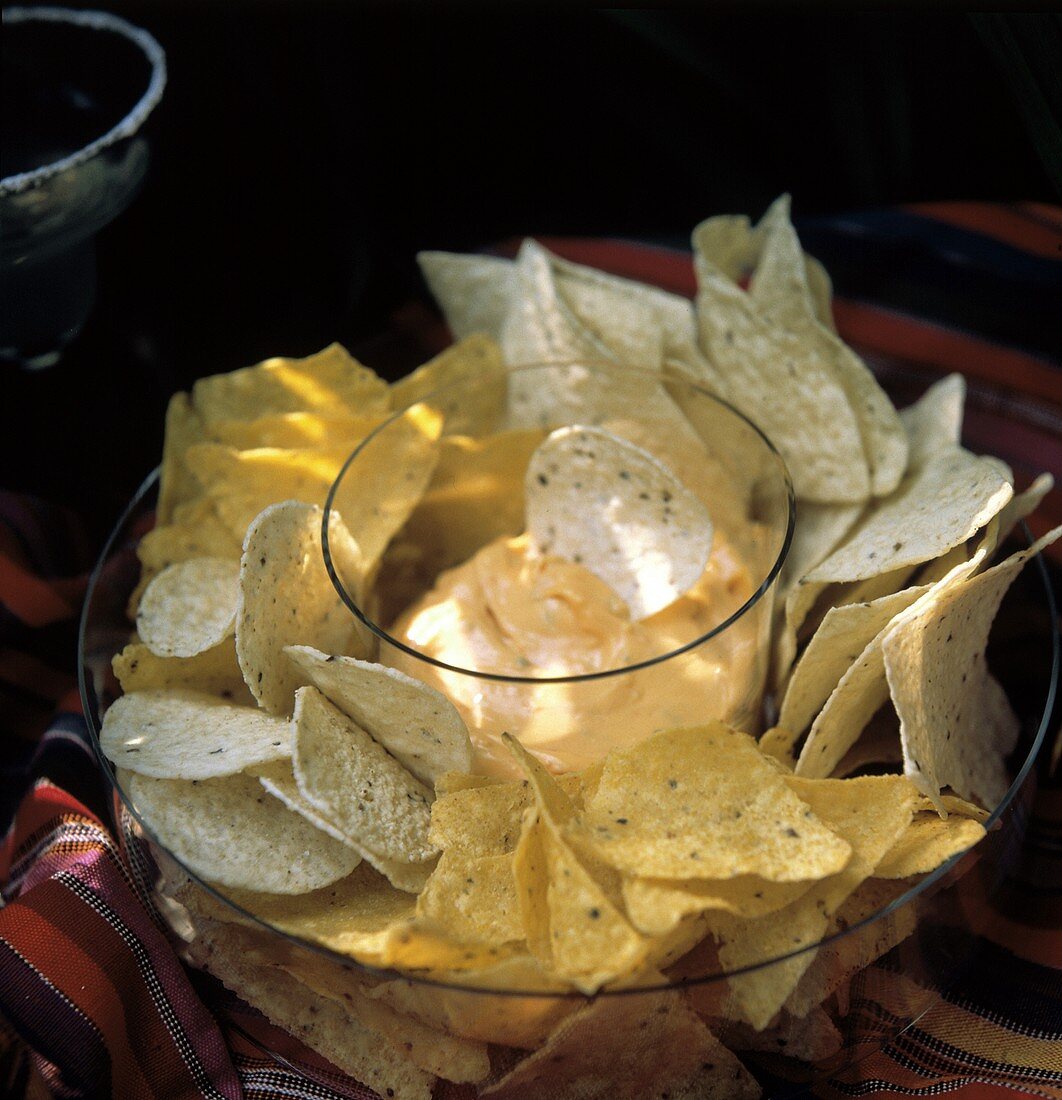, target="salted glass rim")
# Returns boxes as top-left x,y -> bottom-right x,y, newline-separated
78,468 -> 1058,999
0,6 -> 167,196
322,360 -> 797,686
